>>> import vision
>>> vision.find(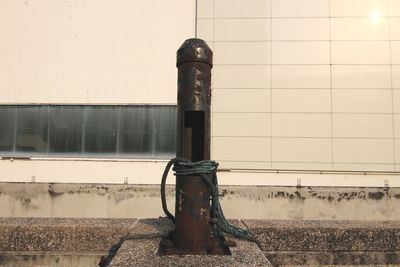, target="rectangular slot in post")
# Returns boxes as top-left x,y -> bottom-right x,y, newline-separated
184,111 -> 204,162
